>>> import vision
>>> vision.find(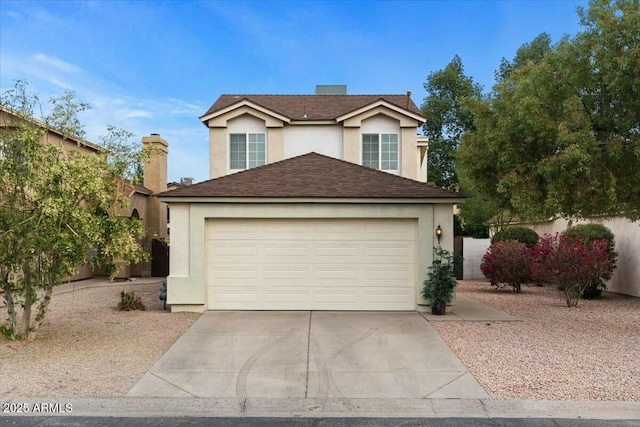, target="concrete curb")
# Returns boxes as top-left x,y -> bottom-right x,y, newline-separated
1,397 -> 639,419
